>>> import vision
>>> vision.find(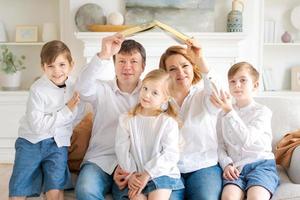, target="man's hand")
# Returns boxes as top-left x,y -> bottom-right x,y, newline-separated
223,164 -> 240,181
67,91 -> 80,111
113,165 -> 130,190
98,33 -> 125,60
